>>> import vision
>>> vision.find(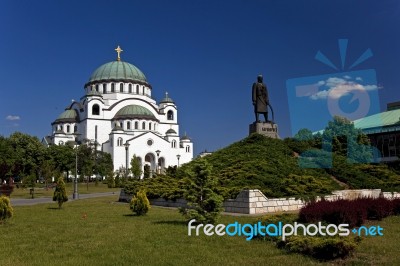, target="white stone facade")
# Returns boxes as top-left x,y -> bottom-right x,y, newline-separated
46,51 -> 194,175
